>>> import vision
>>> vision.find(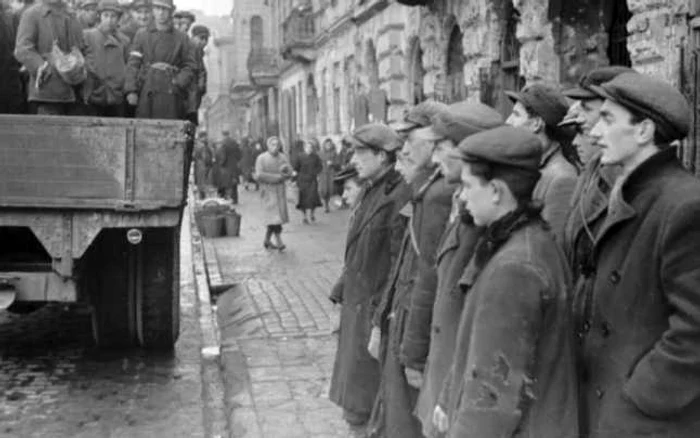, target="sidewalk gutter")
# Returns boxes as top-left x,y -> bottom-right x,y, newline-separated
183,192 -> 228,438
